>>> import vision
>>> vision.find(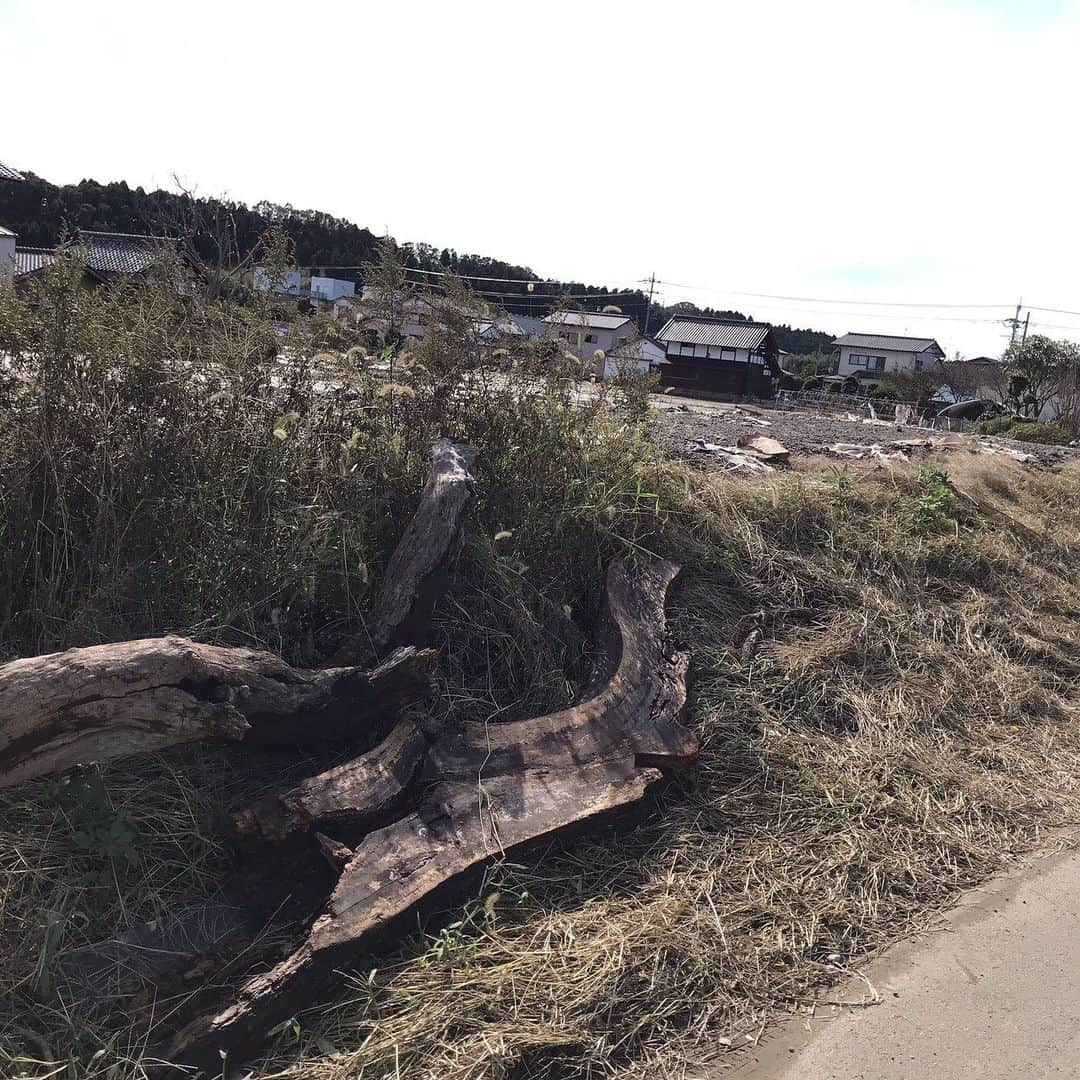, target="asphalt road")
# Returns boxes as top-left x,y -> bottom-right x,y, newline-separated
726,845 -> 1080,1079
